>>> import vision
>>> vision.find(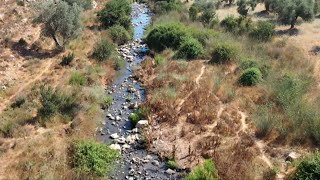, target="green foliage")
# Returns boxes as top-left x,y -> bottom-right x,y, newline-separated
249,21 -> 275,42
34,1 -> 82,47
61,53 -> 75,66
166,160 -> 179,169
199,9 -> 219,28
294,152 -> 320,180
240,58 -> 259,70
237,0 -> 257,16
69,71 -> 87,86
108,25 -> 132,45
153,0 -> 183,14
210,44 -> 237,64
92,39 -> 114,62
176,38 -> 204,59
220,16 -> 238,32
189,5 -> 199,21
155,55 -> 167,66
129,113 -> 140,127
72,140 -> 119,176
220,16 -> 253,34
254,104 -> 275,137
186,159 -> 218,180
39,86 -> 79,119
97,0 -> 131,29
62,0 -> 92,10
112,55 -> 126,70
239,67 -> 262,86
273,0 -> 315,28
146,23 -> 188,51
100,95 -> 113,109
0,121 -> 17,138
